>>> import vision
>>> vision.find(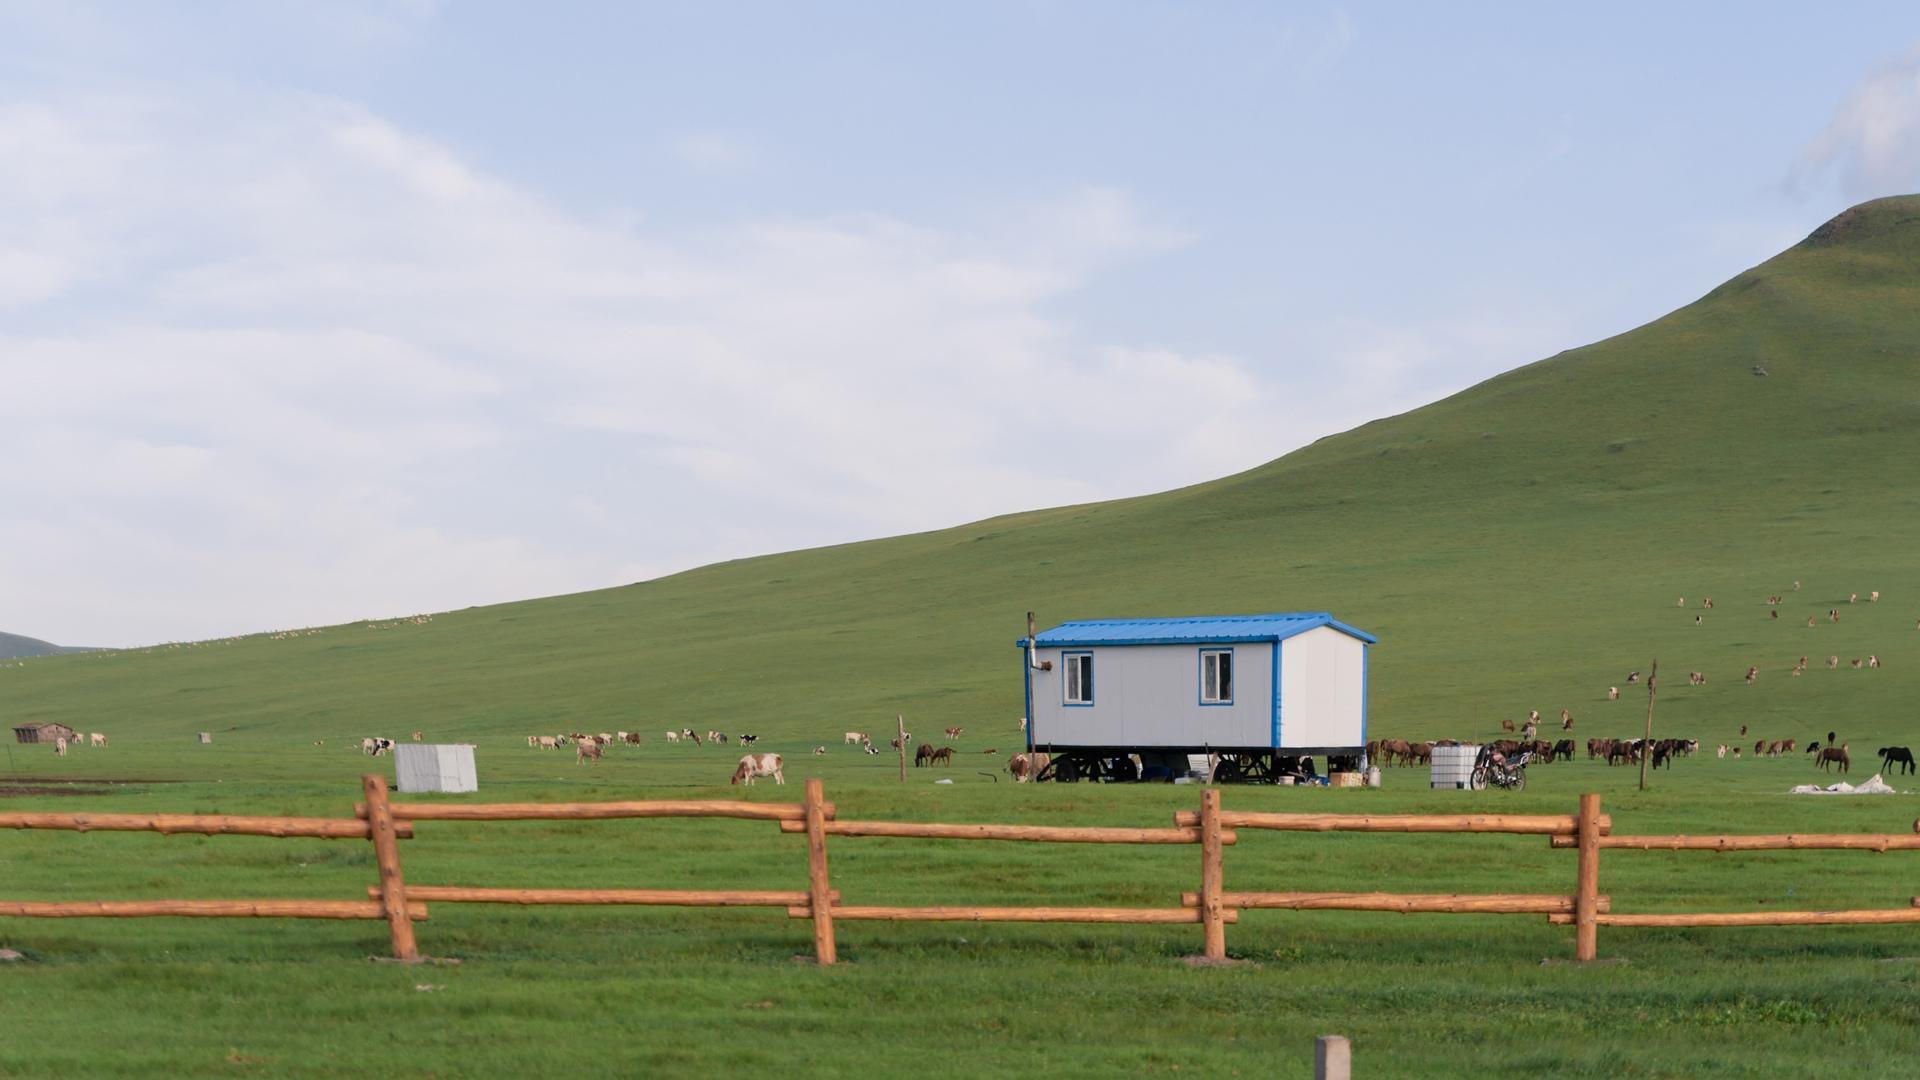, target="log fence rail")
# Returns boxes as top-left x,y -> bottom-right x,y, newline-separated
3,778 -> 1919,963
